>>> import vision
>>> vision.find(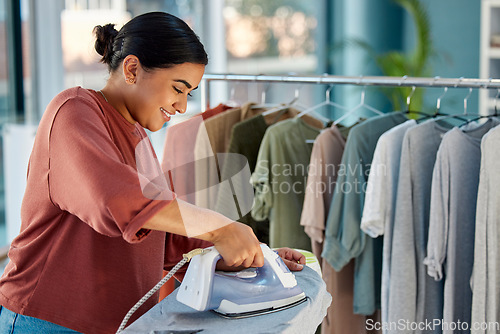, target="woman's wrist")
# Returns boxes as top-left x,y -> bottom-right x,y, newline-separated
195,212 -> 234,244
143,198 -> 233,240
